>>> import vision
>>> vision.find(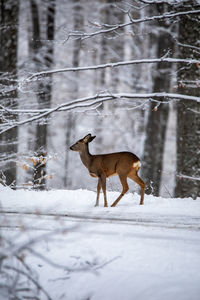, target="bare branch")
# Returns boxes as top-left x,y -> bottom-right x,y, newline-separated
1,92 -> 200,135
139,0 -> 185,4
176,174 -> 200,182
4,265 -> 53,300
0,95 -> 113,134
63,9 -> 200,42
25,57 -> 200,81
